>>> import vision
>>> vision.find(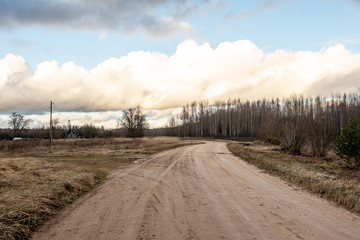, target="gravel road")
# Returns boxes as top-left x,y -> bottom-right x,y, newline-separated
33,142 -> 360,240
